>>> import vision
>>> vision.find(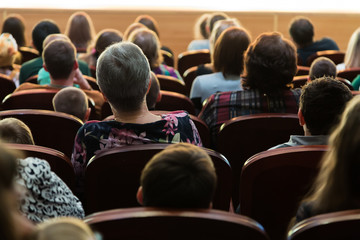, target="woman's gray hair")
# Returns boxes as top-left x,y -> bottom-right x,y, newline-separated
96,42 -> 151,112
